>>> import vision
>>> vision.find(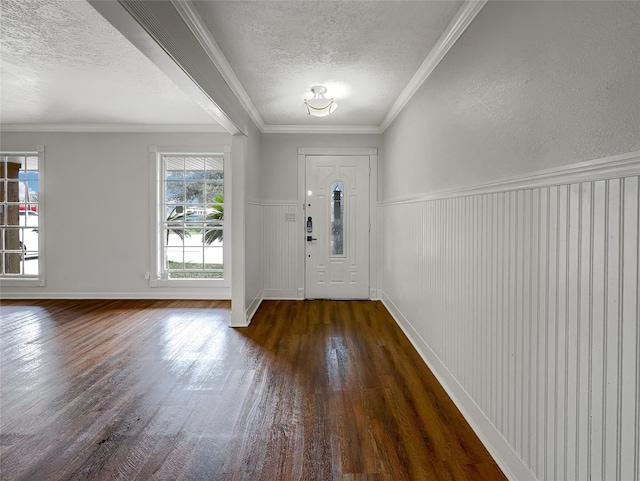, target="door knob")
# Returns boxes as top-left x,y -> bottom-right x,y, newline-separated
307,236 -> 317,242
